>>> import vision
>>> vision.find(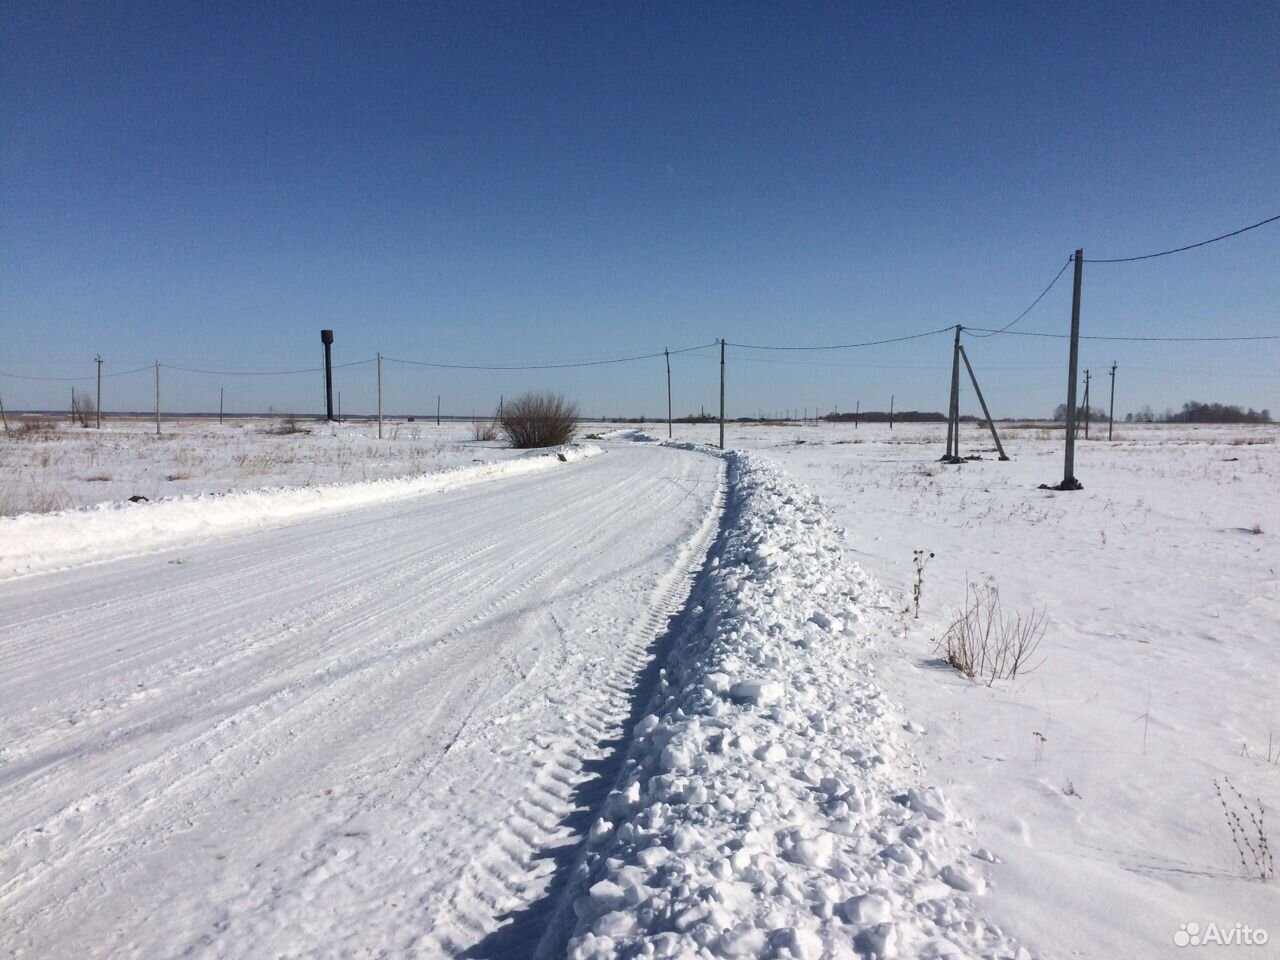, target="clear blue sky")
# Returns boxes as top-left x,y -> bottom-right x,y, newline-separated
3,1 -> 1277,419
